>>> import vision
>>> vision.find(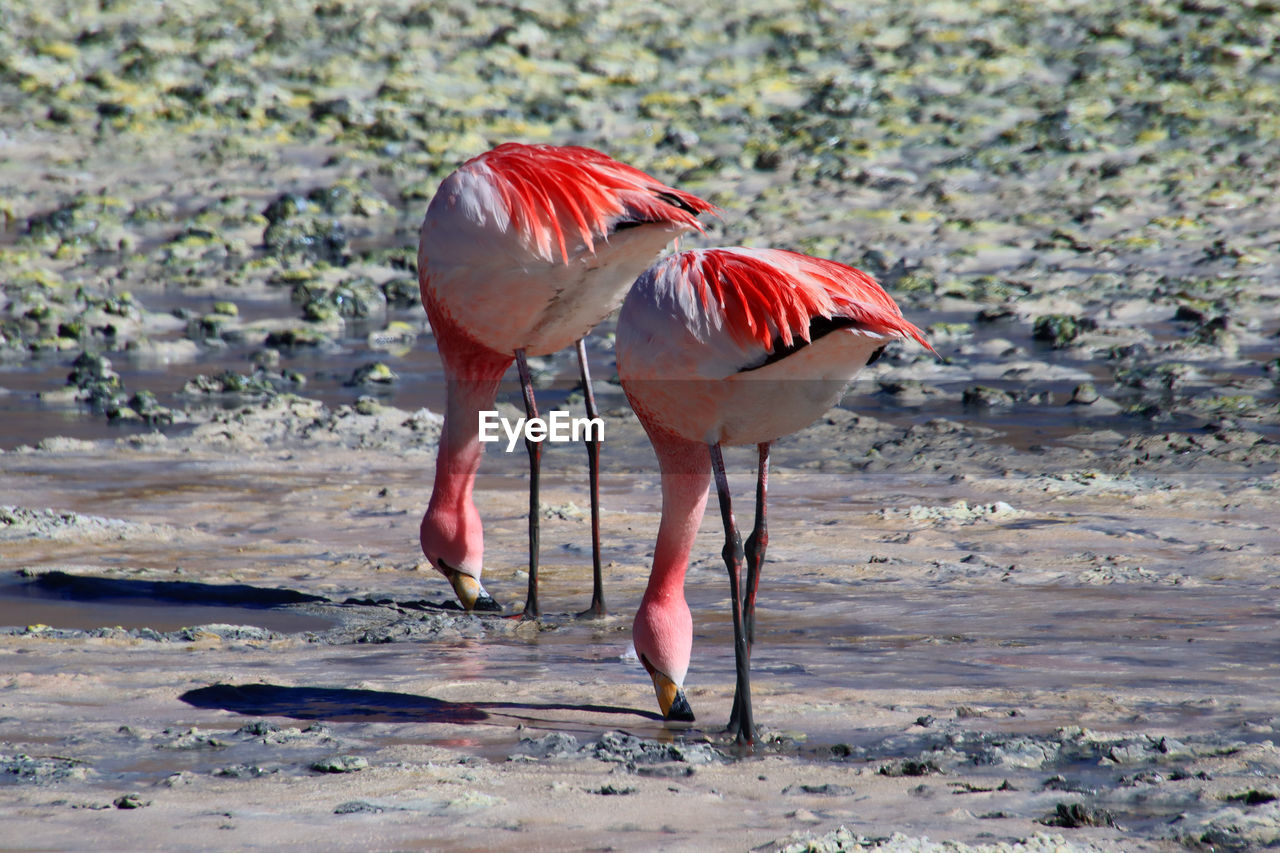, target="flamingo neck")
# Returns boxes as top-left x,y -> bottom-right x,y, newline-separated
643,430 -> 712,606
420,301 -> 515,576
632,427 -> 710,686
